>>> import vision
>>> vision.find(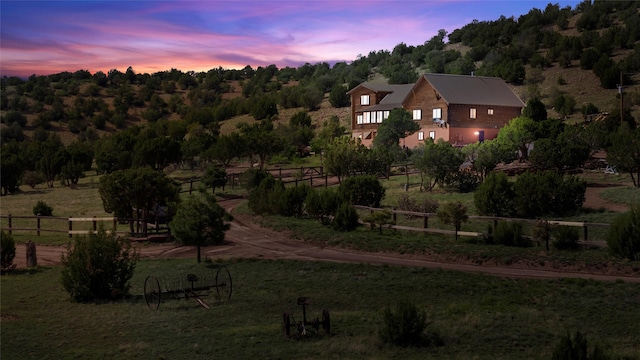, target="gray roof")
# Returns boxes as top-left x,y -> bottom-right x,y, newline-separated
348,83 -> 412,111
422,73 -> 524,107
